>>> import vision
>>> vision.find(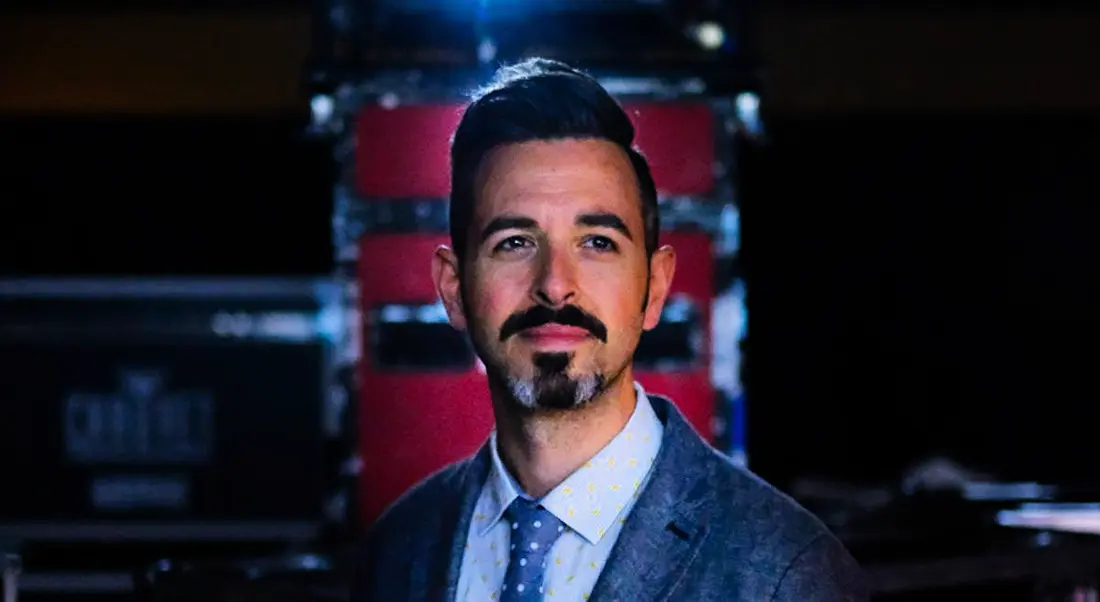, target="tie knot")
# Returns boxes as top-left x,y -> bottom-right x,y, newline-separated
504,498 -> 549,523
503,499 -> 565,557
